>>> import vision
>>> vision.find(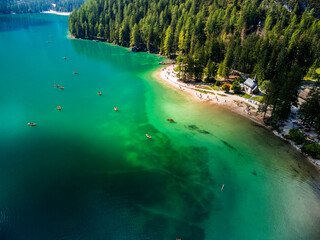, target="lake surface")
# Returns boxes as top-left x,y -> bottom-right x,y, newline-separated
0,14 -> 320,240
